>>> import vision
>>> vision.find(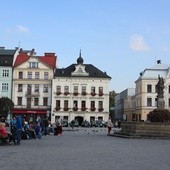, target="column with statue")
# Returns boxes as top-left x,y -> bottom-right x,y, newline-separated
156,75 -> 165,110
